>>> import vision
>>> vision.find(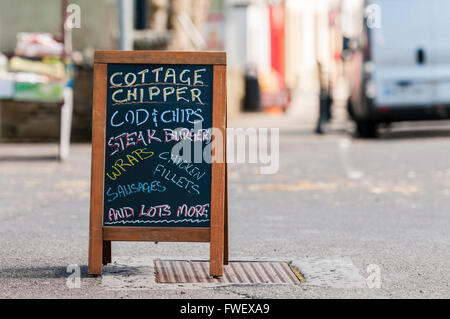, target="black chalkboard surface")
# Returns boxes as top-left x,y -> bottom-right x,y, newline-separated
103,64 -> 213,227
